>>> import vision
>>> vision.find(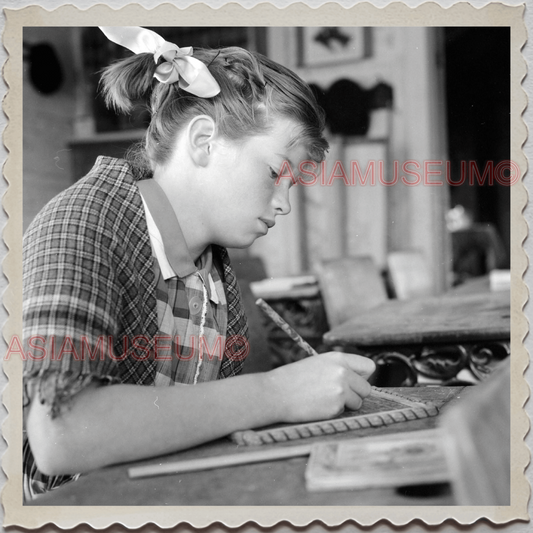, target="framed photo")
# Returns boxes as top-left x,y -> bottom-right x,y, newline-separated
298,27 -> 372,67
